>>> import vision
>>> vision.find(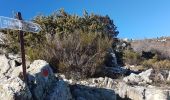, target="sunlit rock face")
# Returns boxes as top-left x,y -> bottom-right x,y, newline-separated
0,77 -> 32,100
27,60 -> 72,100
0,56 -> 72,100
0,54 -> 31,100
